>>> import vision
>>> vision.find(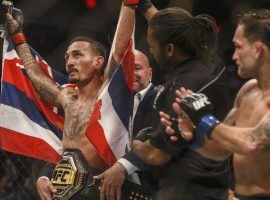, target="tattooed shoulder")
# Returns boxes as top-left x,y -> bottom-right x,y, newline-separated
60,87 -> 78,108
